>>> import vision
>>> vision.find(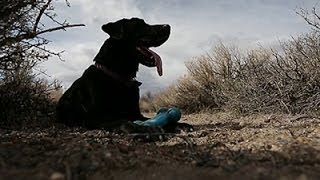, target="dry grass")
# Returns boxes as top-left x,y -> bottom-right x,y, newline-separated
151,31 -> 320,115
139,91 -> 157,113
